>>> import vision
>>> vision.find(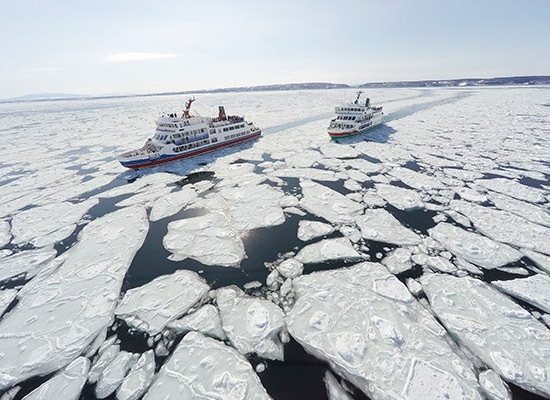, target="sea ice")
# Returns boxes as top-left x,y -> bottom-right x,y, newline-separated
478,369 -> 512,400
324,371 -> 353,400
450,200 -> 550,255
0,289 -> 17,316
163,212 -> 245,267
116,350 -> 155,400
487,191 -> 550,227
216,286 -> 285,360
375,183 -> 424,211
0,220 -> 10,247
276,258 -> 304,279
143,331 -> 271,400
0,205 -> 148,390
521,249 -> 550,274
429,222 -> 523,269
476,178 -> 547,204
0,247 -> 56,283
411,253 -> 457,273
286,262 -> 483,400
115,269 -> 210,336
389,166 -> 445,191
381,248 -> 413,274
167,304 -> 226,340
356,208 -> 422,246
89,344 -> 120,384
299,180 -> 363,224
21,357 -> 89,400
294,237 -> 362,264
95,351 -> 137,399
297,220 -> 335,241
421,273 -> 550,397
268,167 -> 341,182
492,274 -> 550,313
149,186 -> 197,221
456,187 -> 488,203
